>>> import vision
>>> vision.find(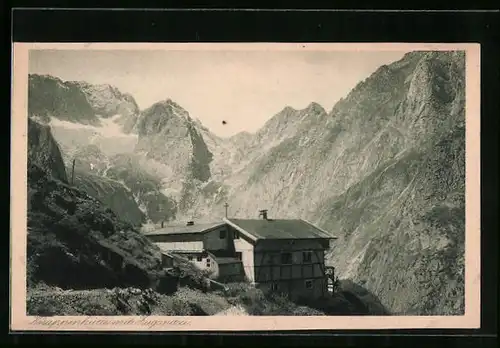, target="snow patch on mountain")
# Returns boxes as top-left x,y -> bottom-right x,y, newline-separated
49,115 -> 138,157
